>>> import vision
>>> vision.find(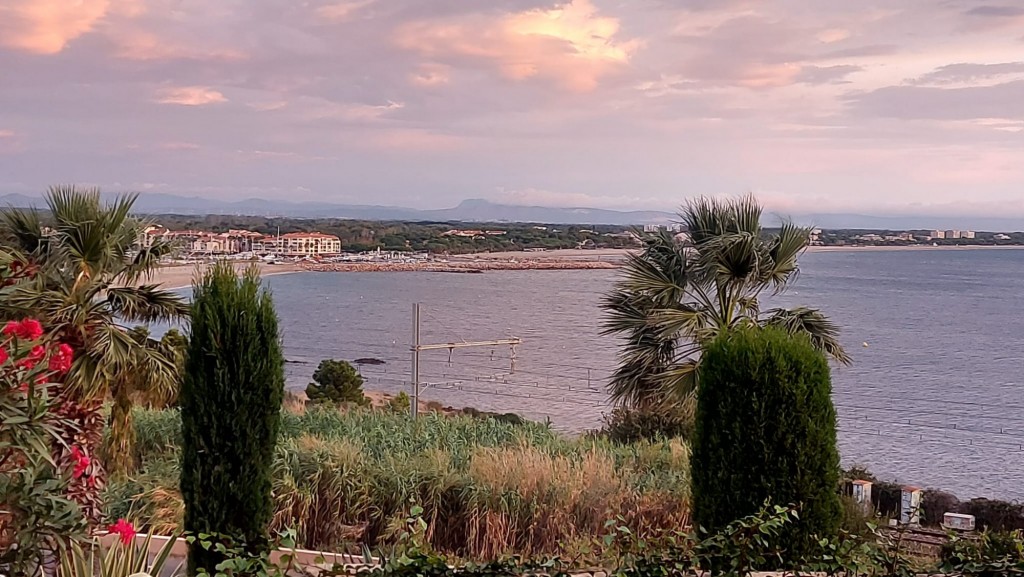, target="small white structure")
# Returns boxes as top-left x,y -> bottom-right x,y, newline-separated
851,480 -> 872,512
943,512 -> 976,531
900,486 -> 922,525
